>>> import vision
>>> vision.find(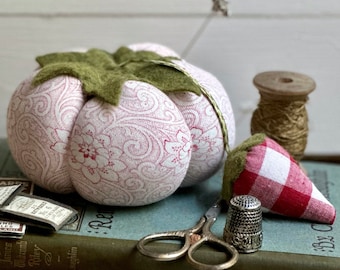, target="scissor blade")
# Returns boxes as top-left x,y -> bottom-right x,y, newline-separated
204,198 -> 222,220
